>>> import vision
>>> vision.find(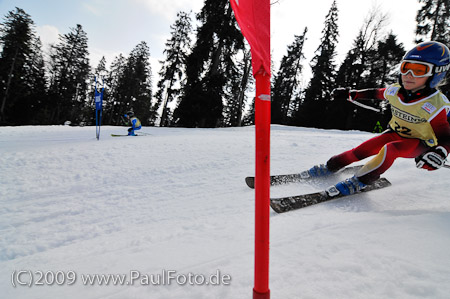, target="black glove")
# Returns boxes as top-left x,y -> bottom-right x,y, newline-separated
332,88 -> 350,100
415,146 -> 448,171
